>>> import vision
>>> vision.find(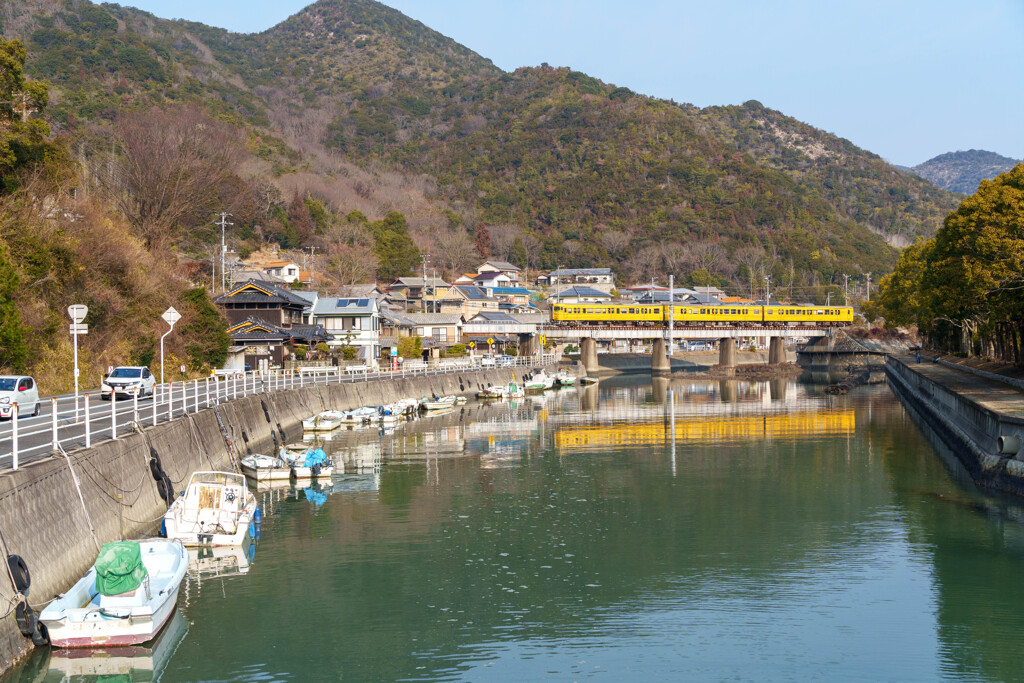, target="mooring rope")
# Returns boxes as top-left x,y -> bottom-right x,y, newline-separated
56,443 -> 101,552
